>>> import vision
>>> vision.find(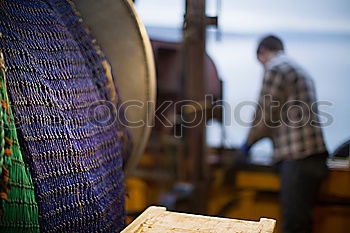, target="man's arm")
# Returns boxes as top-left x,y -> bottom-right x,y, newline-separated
246,69 -> 286,146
